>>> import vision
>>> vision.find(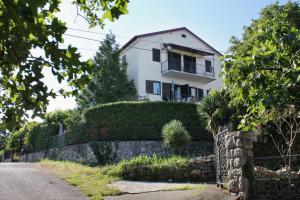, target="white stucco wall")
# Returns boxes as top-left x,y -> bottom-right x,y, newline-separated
121,29 -> 223,101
